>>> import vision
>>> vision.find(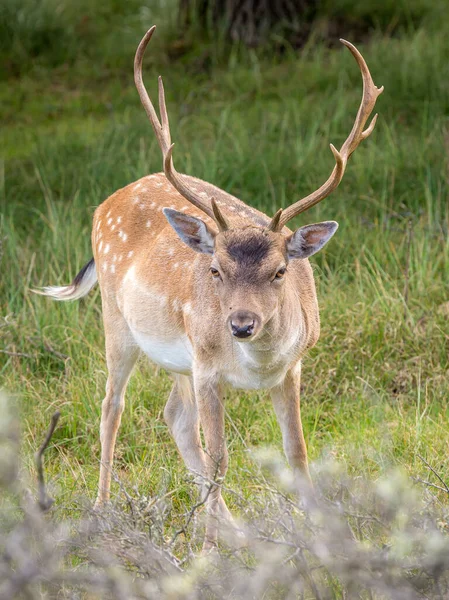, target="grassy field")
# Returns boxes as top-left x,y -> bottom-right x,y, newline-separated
1,0 -> 449,525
